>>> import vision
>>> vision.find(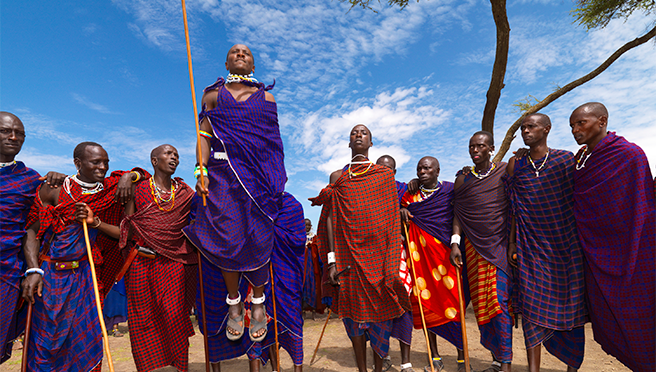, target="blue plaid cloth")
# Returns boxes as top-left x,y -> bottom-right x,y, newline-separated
478,268 -> 513,363
523,319 -> 585,368
390,311 -> 413,345
28,225 -> 103,372
0,162 -> 40,364
343,317 -> 393,358
184,77 -> 285,274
